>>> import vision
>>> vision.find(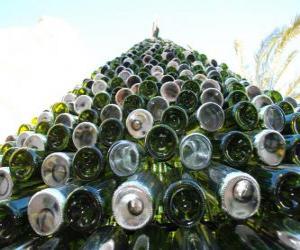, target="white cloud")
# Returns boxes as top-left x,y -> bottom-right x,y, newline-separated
0,16 -> 96,142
